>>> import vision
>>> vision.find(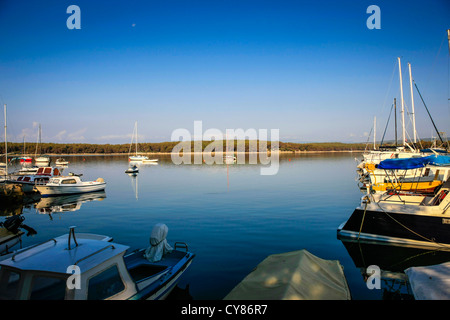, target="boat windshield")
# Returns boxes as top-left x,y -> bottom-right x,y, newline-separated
0,267 -> 67,300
